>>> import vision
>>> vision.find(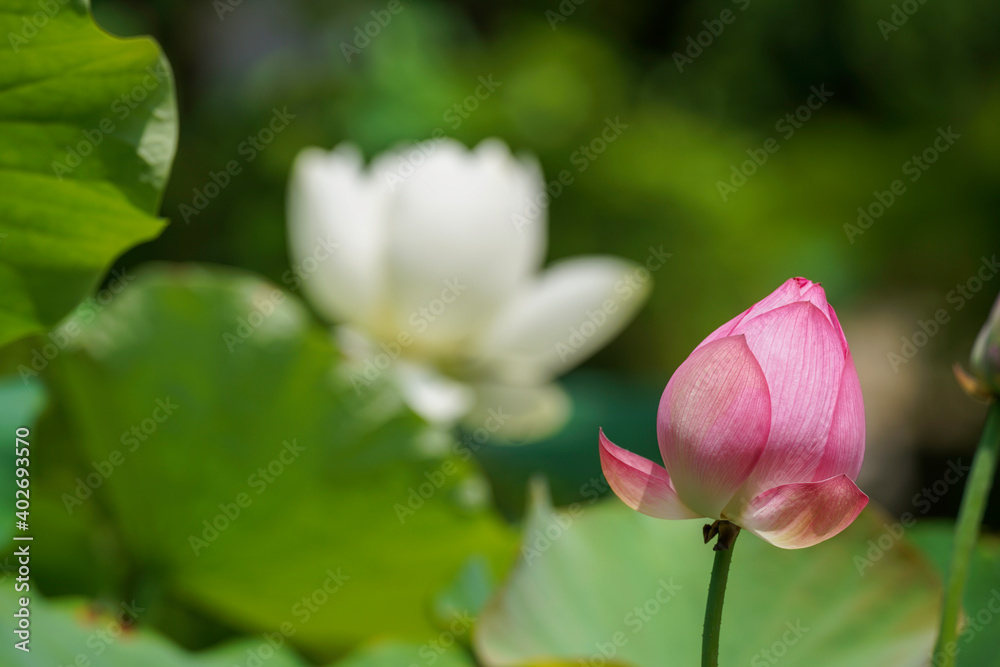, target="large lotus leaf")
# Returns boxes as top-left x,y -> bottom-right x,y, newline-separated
0,0 -> 176,346
331,642 -> 474,667
42,265 -> 514,655
476,486 -> 940,666
330,641 -> 584,667
0,588 -> 306,666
